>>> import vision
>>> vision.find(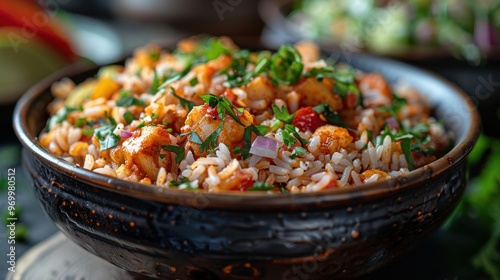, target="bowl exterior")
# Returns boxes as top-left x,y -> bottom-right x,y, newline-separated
23,147 -> 466,279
